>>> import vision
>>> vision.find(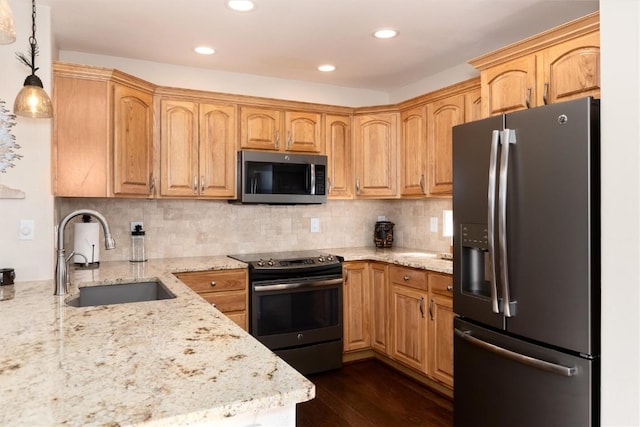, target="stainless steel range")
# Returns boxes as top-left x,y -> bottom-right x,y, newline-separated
228,250 -> 343,375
